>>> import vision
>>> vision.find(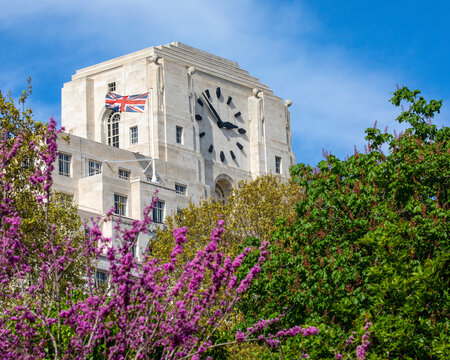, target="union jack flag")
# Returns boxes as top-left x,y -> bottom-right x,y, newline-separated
105,92 -> 149,113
